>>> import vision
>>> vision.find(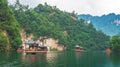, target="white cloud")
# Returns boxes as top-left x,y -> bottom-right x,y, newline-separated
8,0 -> 120,16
